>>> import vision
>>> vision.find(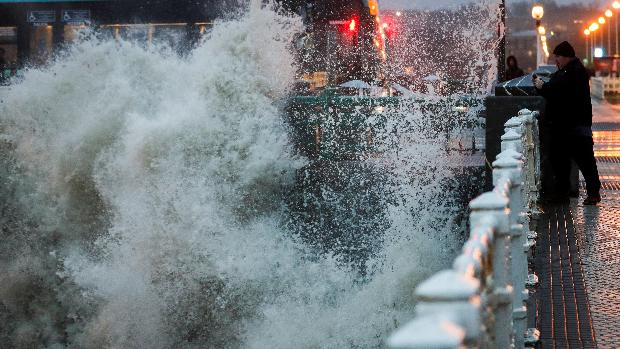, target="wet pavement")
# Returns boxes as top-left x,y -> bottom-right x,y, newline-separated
532,99 -> 620,348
